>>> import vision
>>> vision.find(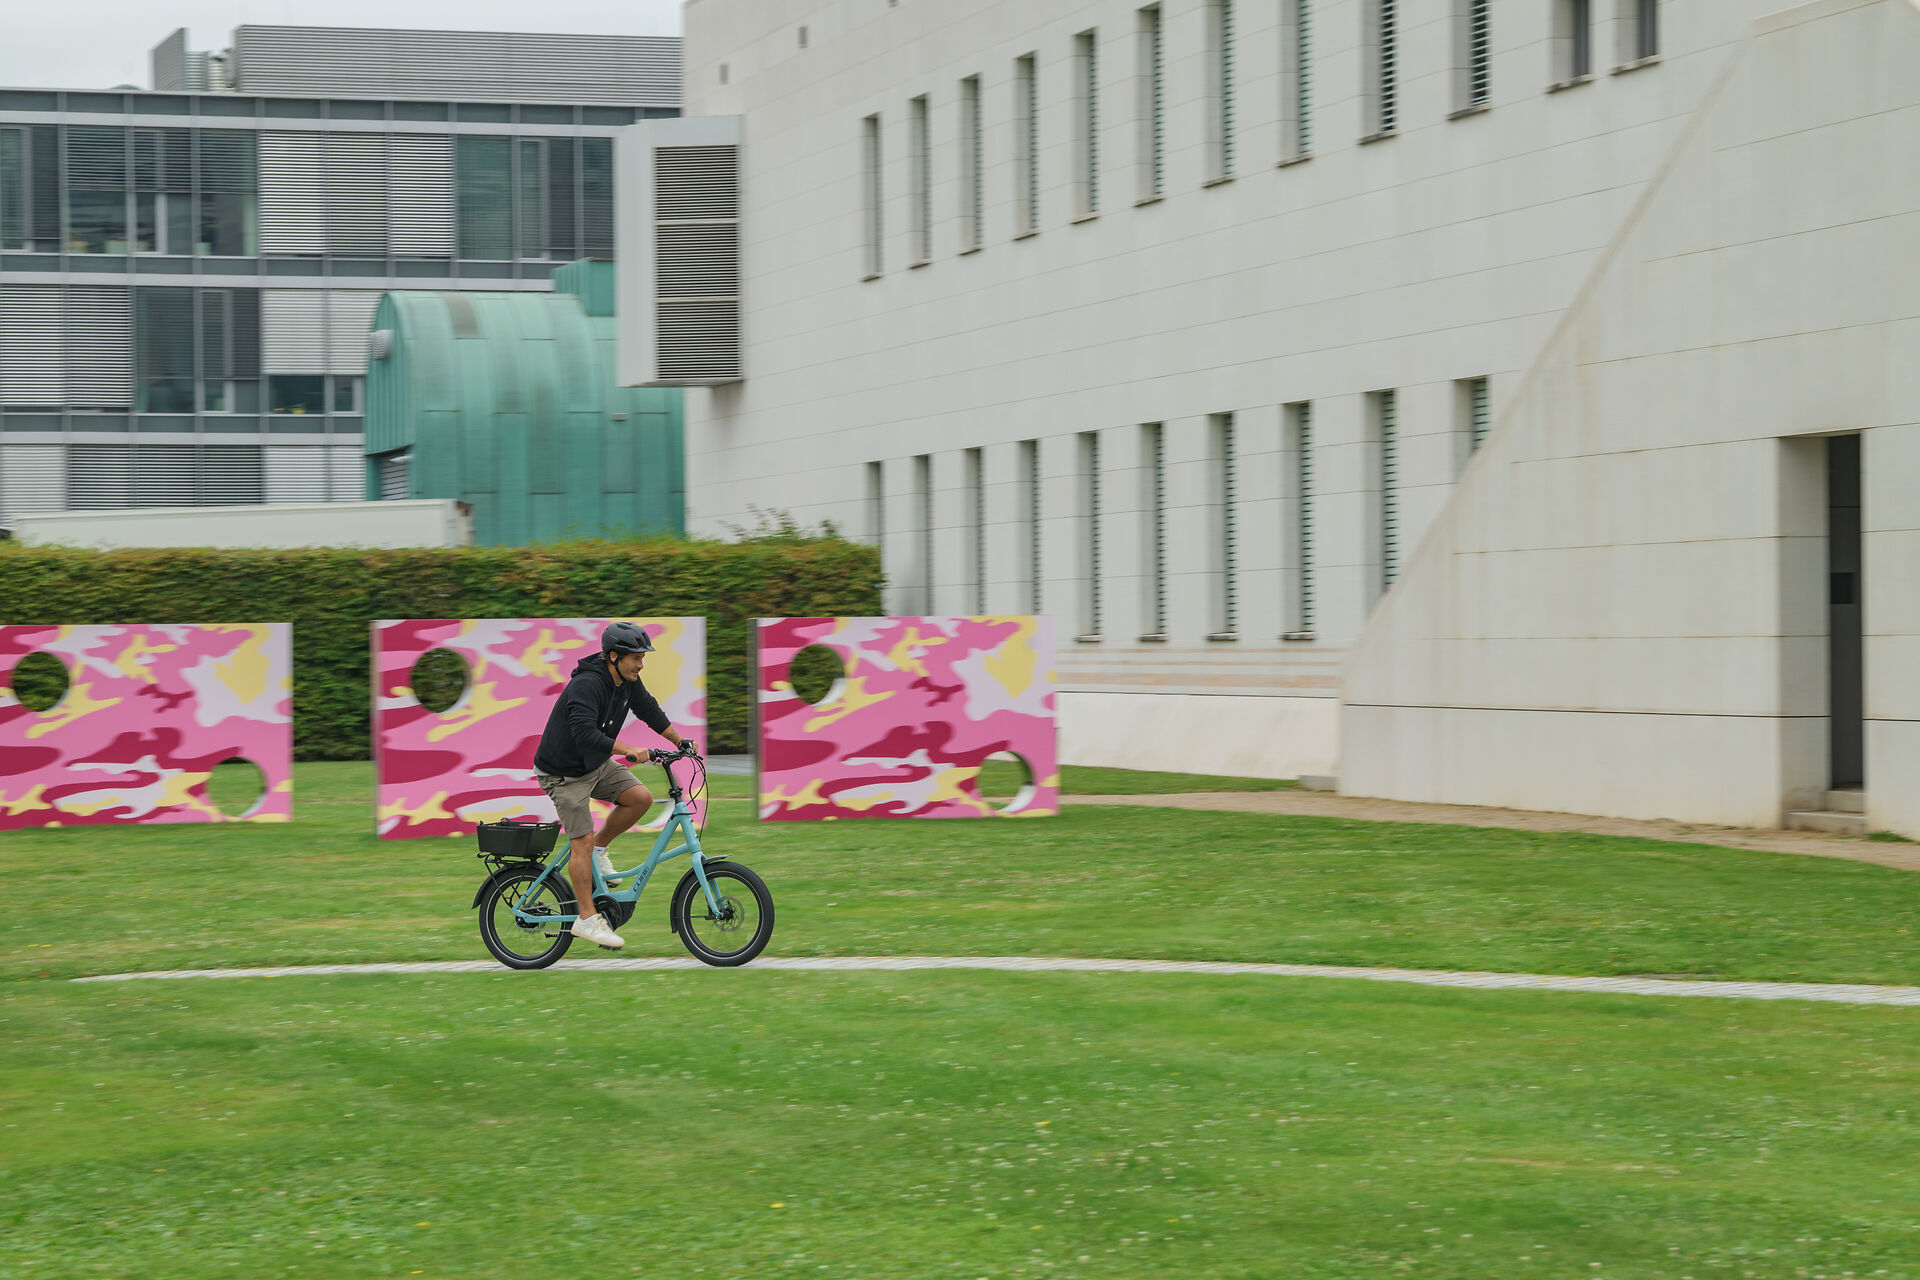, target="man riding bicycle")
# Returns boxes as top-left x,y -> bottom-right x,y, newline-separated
533,621 -> 695,951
